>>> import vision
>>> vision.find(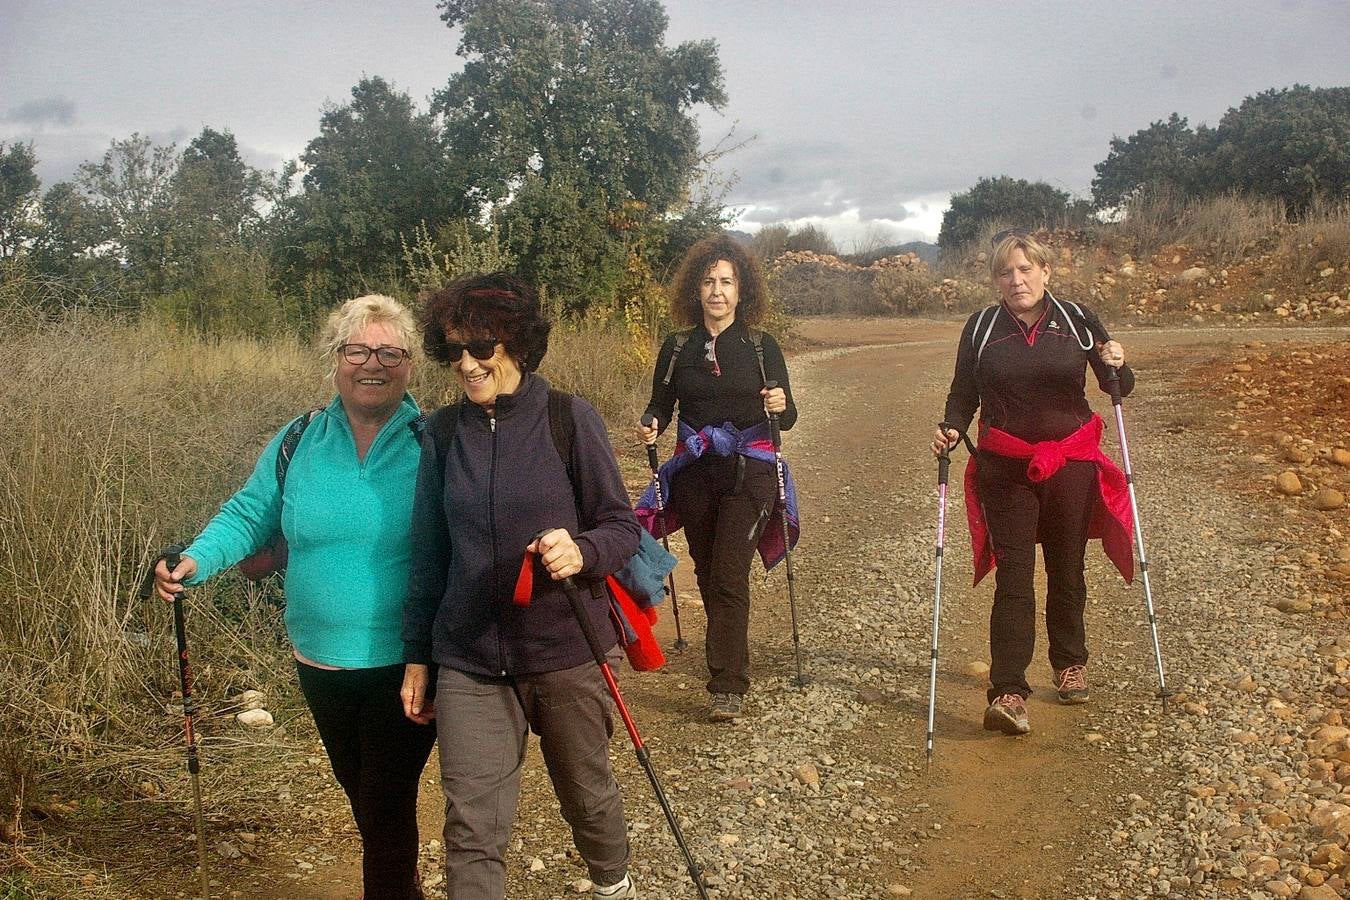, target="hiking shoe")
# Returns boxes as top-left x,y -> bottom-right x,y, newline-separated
592,873 -> 637,899
1053,665 -> 1090,705
708,692 -> 745,722
983,693 -> 1031,735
